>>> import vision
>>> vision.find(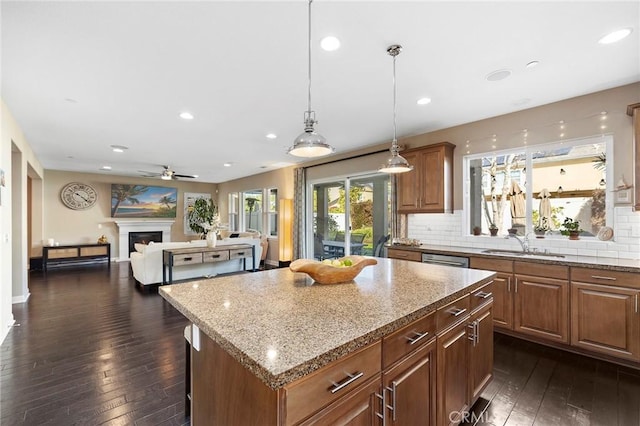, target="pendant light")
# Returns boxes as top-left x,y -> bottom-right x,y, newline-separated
288,0 -> 334,158
379,44 -> 413,174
